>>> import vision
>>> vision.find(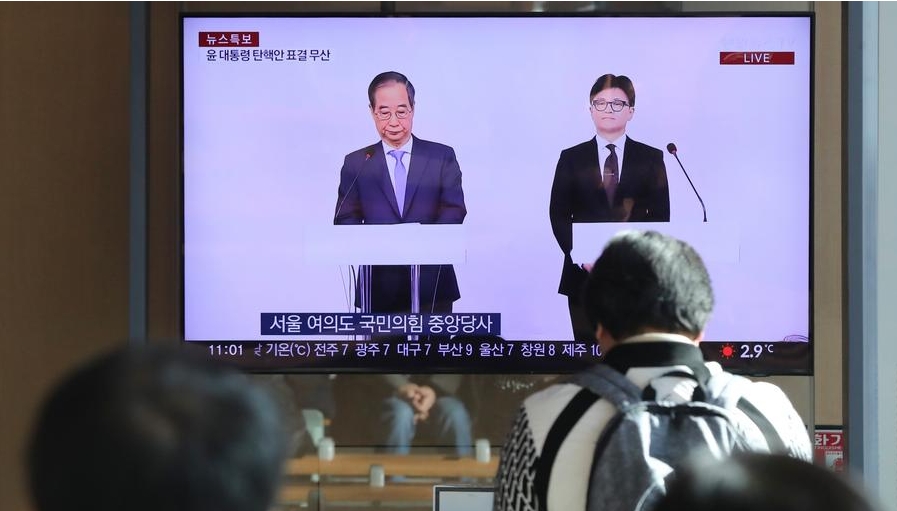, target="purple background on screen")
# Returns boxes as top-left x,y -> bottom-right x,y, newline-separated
183,16 -> 811,345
